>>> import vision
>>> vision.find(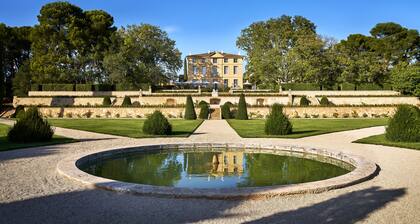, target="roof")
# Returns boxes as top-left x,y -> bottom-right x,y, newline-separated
186,51 -> 244,58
